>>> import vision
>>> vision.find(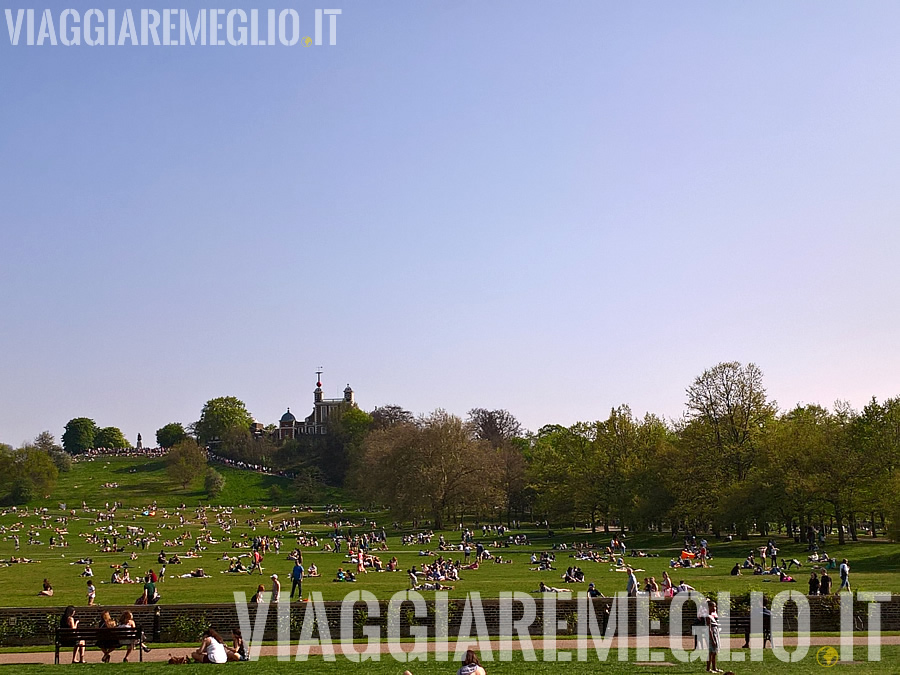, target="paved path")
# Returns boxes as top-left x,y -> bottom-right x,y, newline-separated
9,636 -> 899,665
